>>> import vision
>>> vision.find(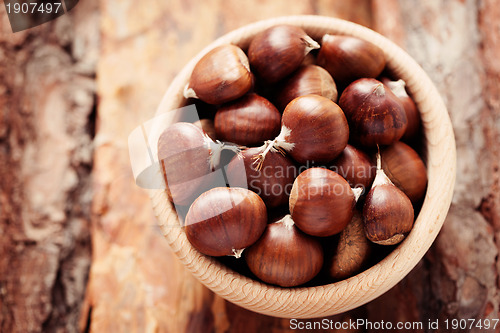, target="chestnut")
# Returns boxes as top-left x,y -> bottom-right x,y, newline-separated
274,65 -> 338,111
301,52 -> 317,66
193,118 -> 216,141
326,210 -> 371,280
317,35 -> 386,86
381,141 -> 427,203
184,44 -> 253,105
226,146 -> 297,208
330,144 -> 376,193
363,151 -> 414,245
257,95 -> 349,165
185,187 -> 267,257
214,94 -> 281,146
289,168 -> 357,237
158,122 -> 213,206
381,78 -> 421,141
248,25 -> 320,84
245,215 -> 323,287
157,122 -> 239,206
339,78 -> 407,147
